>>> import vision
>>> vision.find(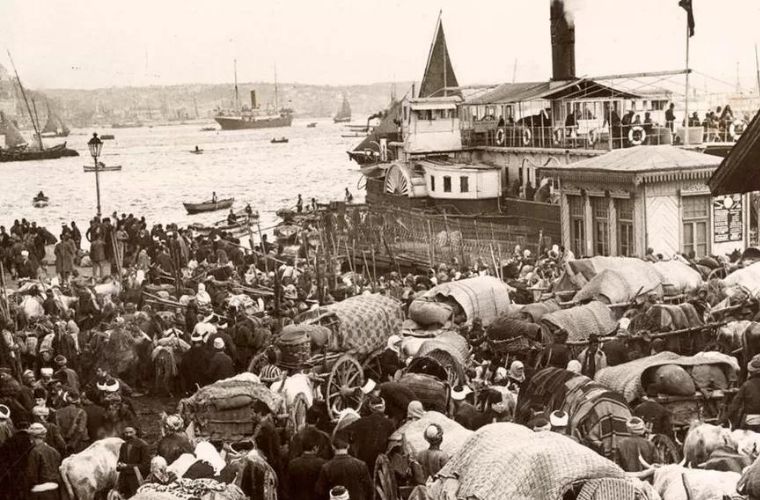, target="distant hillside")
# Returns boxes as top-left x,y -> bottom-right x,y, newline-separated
36,81 -> 413,127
